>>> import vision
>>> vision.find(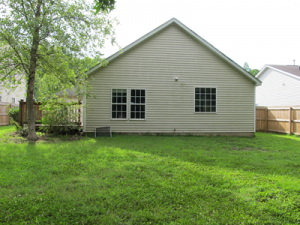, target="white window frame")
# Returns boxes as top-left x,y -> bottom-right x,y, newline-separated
129,89 -> 146,120
111,89 -> 128,120
12,97 -> 15,104
194,87 -> 217,113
